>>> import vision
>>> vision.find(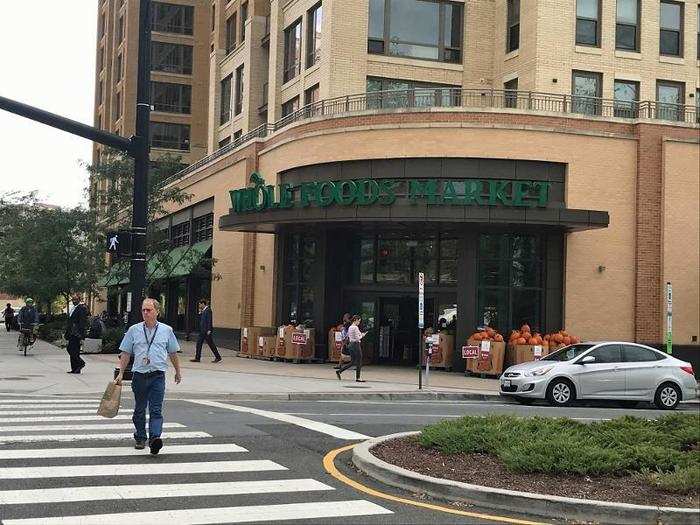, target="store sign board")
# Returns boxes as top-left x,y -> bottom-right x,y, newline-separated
292,332 -> 307,345
230,172 -> 551,214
